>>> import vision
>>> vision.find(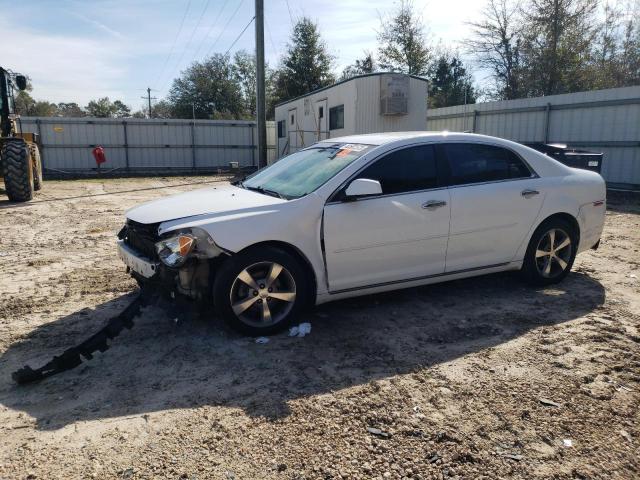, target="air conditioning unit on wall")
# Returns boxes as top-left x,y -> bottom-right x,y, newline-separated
380,74 -> 409,115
